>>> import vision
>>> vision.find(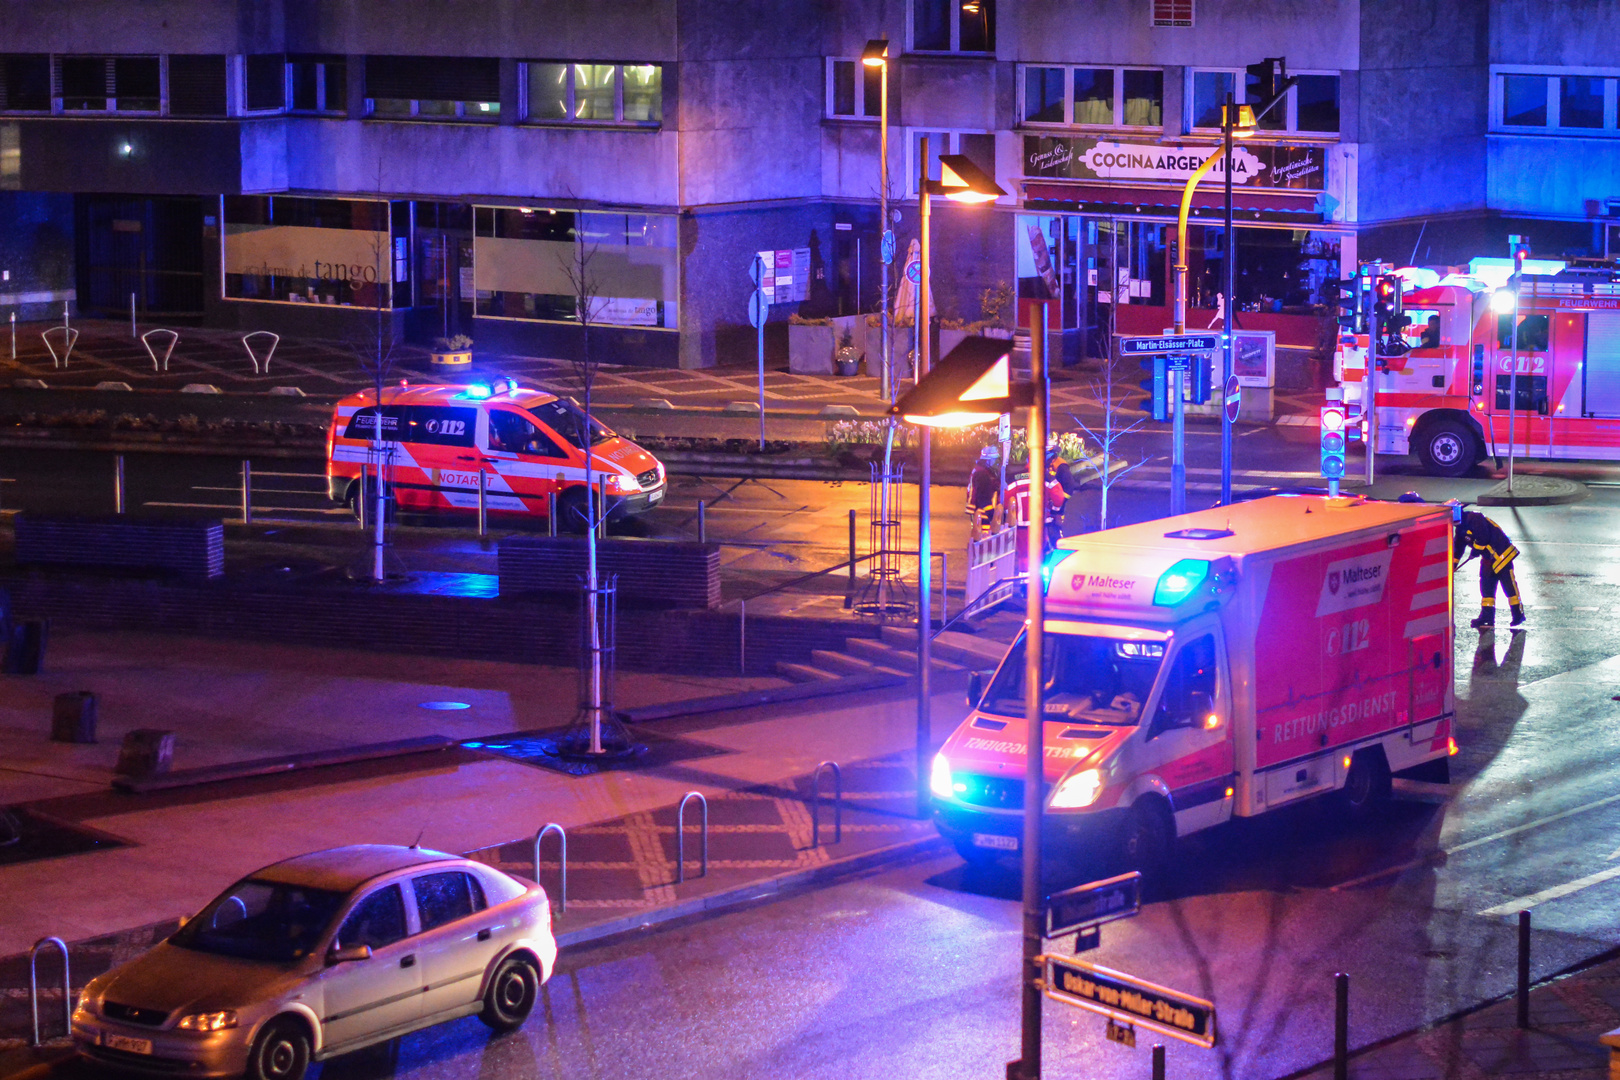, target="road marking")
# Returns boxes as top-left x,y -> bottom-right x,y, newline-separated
1331,789 -> 1620,891
1477,865 -> 1620,917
